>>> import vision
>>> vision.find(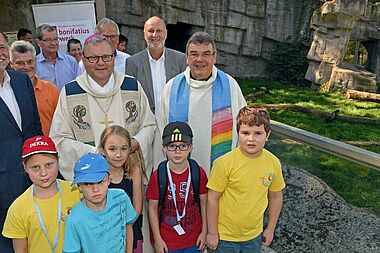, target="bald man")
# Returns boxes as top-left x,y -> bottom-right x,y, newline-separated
126,16 -> 187,114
